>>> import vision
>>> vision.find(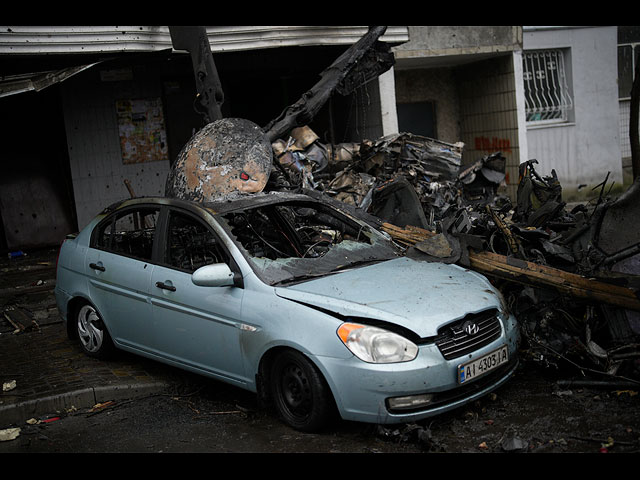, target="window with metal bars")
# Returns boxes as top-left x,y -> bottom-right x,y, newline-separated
618,43 -> 640,99
523,49 -> 573,124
